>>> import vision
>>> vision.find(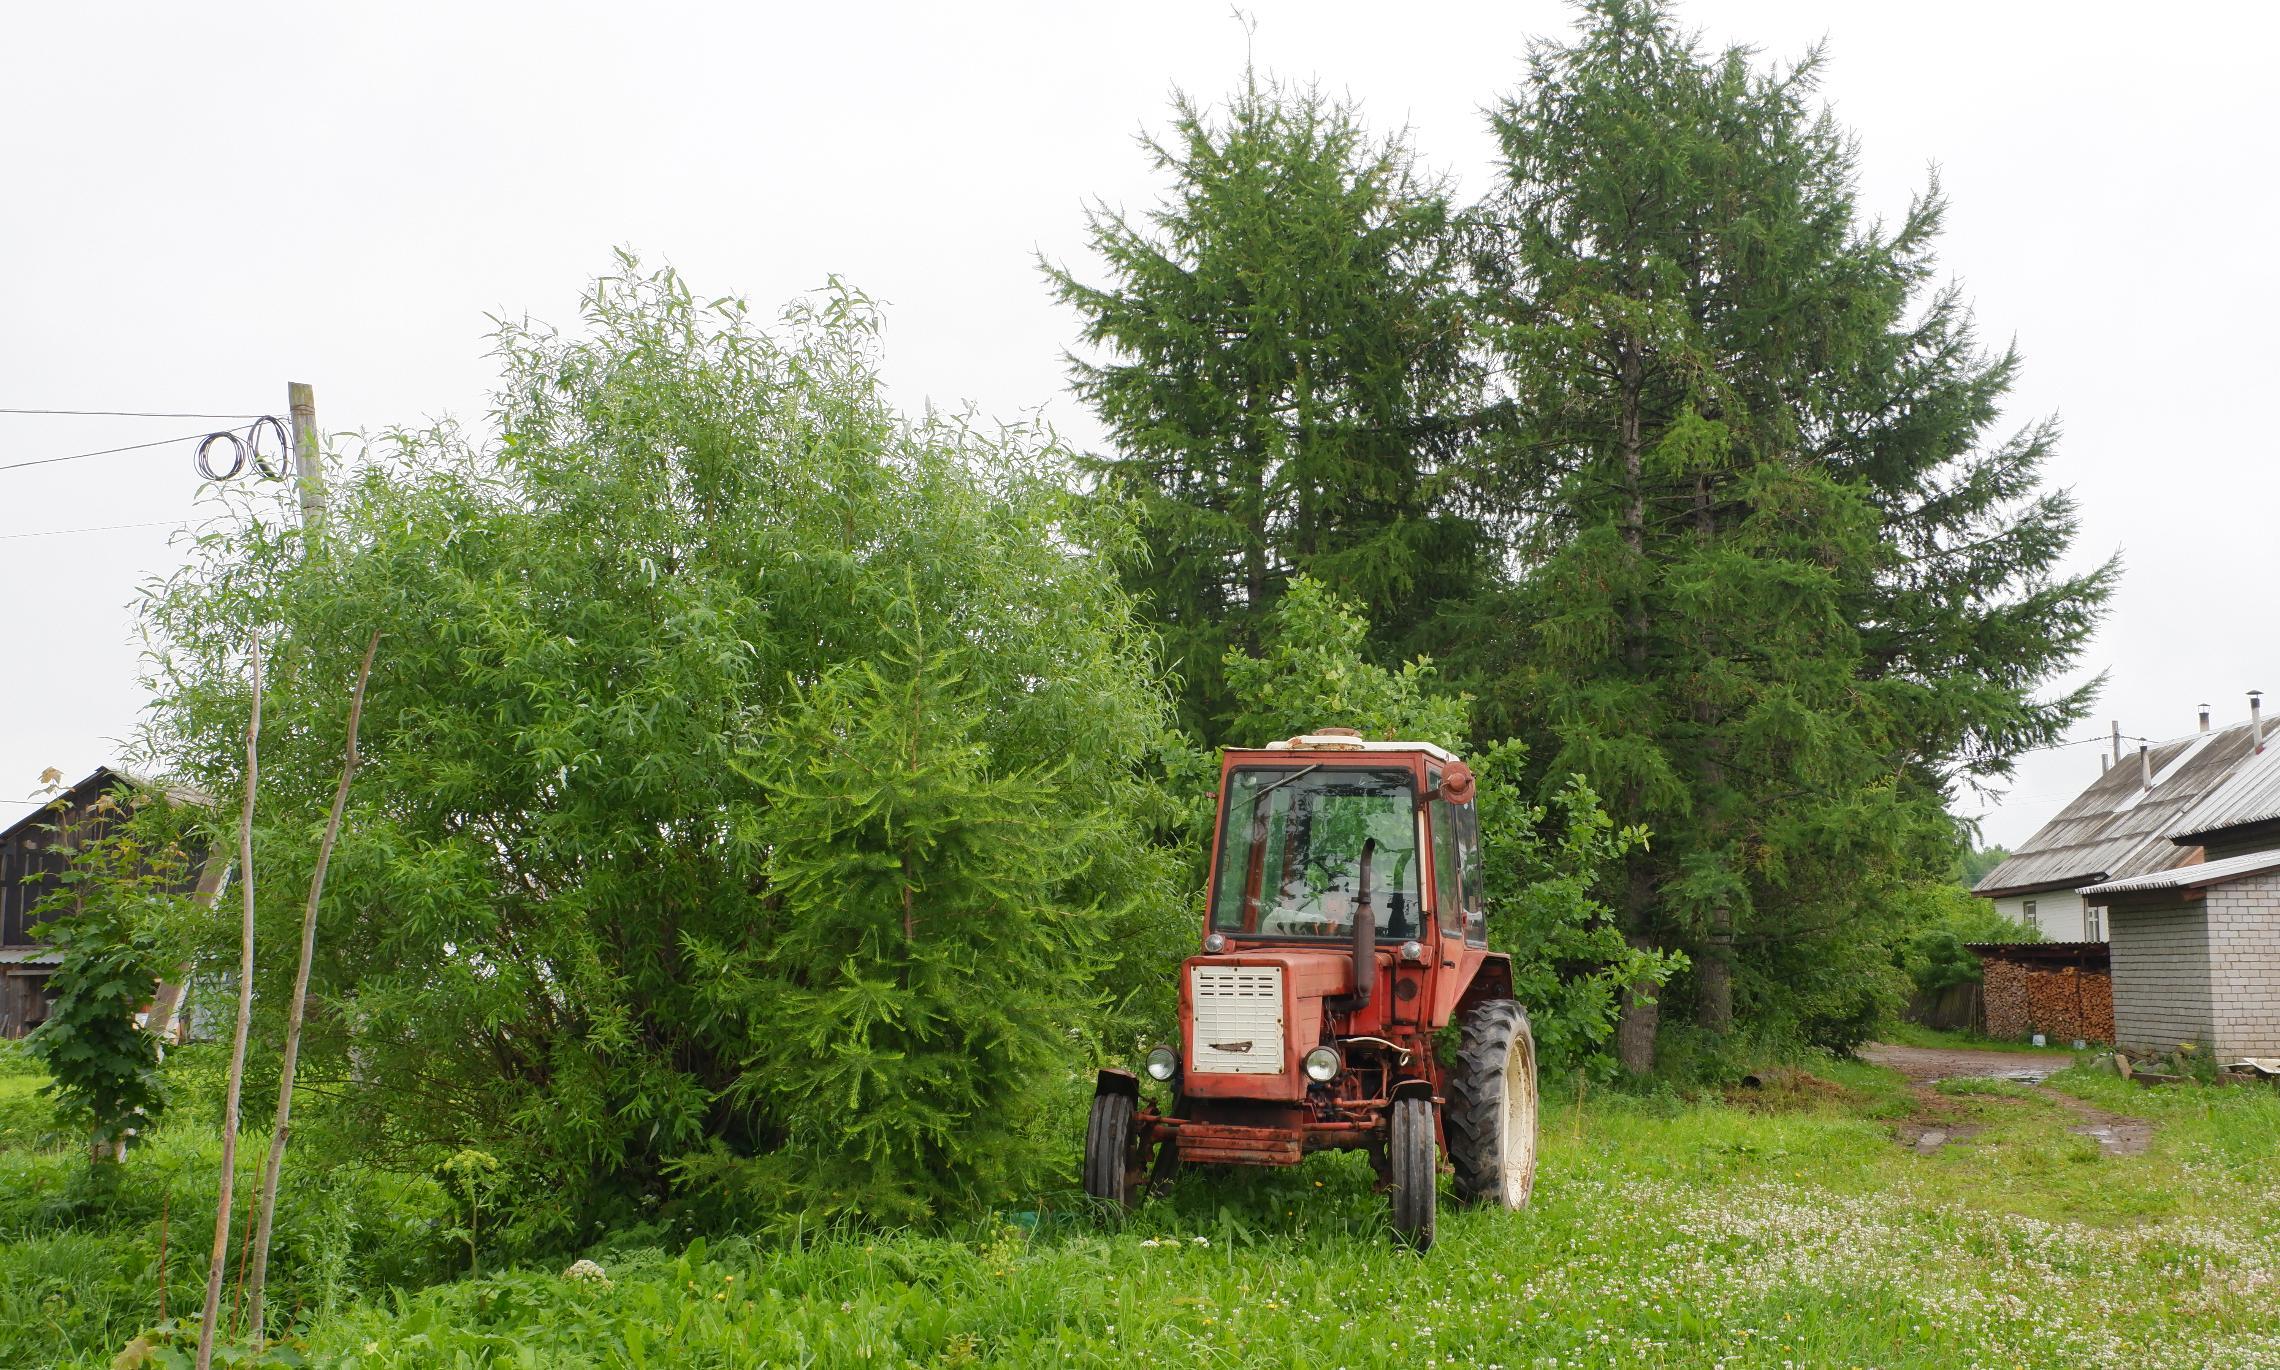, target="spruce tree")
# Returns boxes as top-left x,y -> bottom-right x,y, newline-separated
1046,68 -> 1488,742
1476,1 -> 2113,1069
